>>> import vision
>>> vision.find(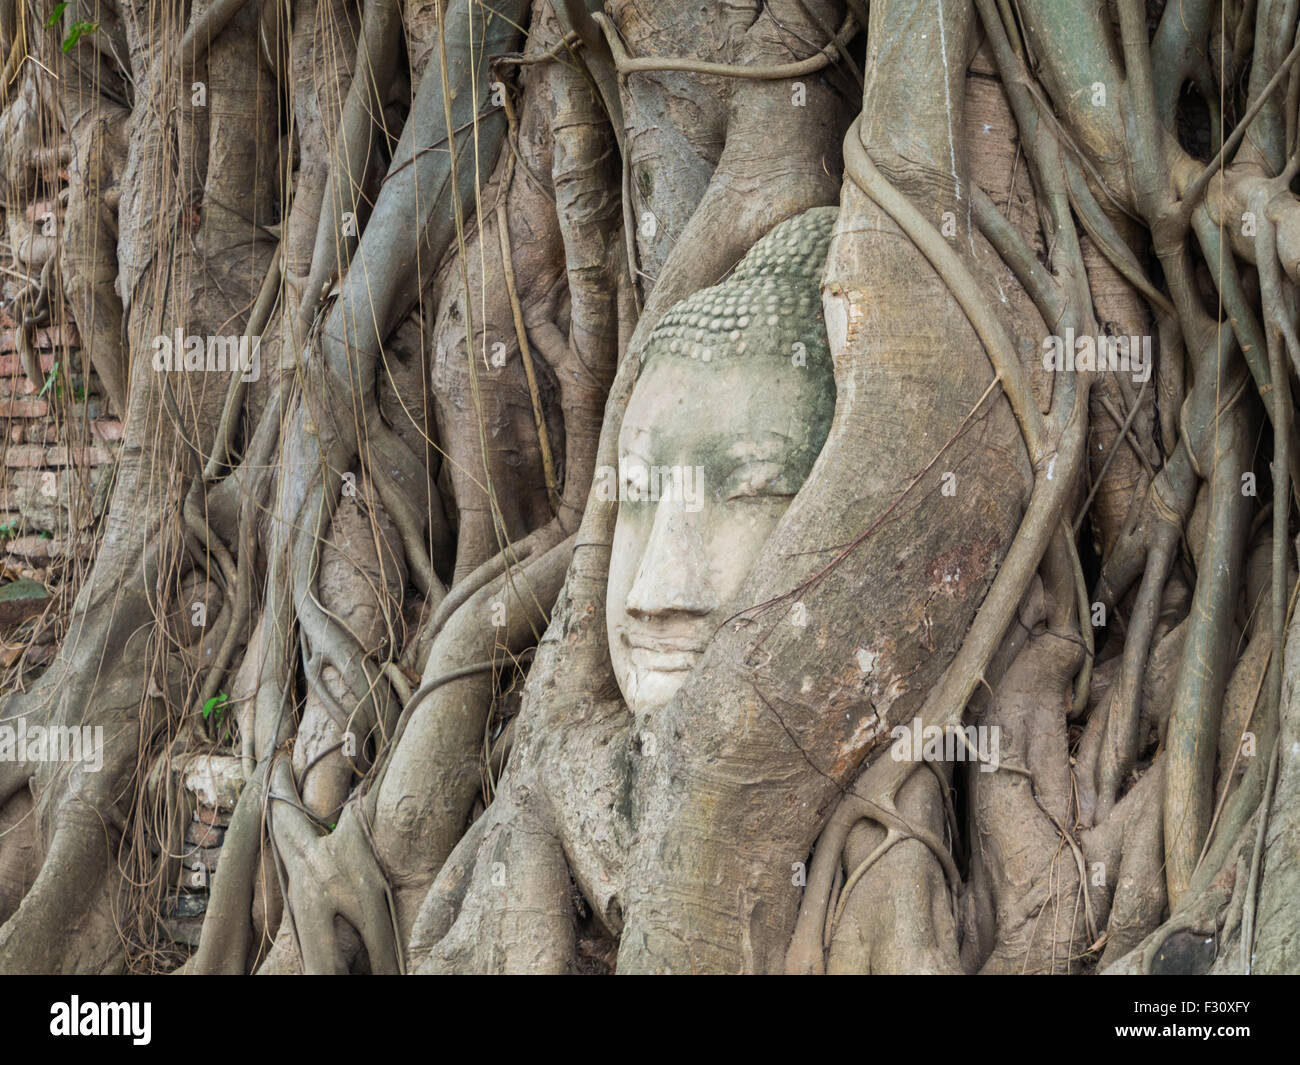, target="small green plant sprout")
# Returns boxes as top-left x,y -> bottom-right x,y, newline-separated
37,360 -> 60,398
61,21 -> 96,52
46,4 -> 97,53
202,692 -> 228,727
